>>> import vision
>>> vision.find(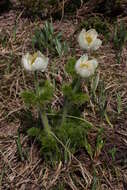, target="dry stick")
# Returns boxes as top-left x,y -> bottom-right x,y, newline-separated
68,175 -> 78,190
0,107 -> 24,122
48,161 -> 62,189
0,150 -> 16,176
49,0 -> 71,16
98,165 -> 114,190
77,0 -> 104,17
60,0 -> 65,22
